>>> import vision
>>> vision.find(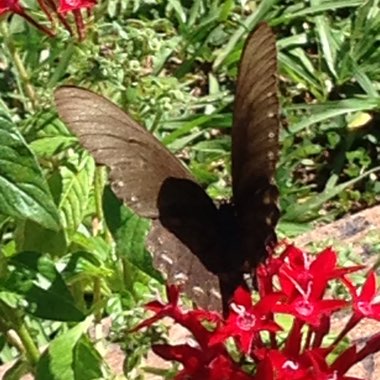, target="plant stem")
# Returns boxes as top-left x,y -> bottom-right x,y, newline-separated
0,22 -> 37,110
0,303 -> 39,366
93,277 -> 102,323
94,166 -> 113,244
16,323 -> 40,366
